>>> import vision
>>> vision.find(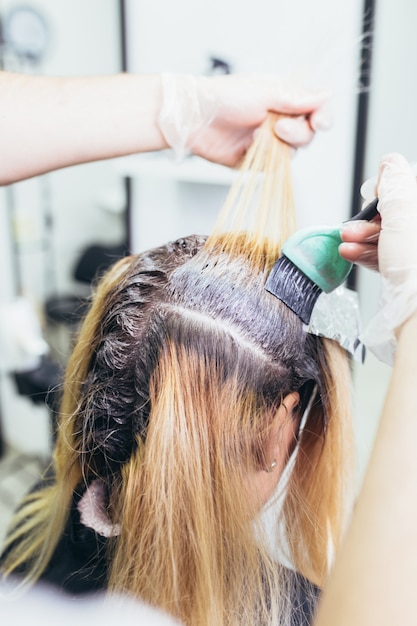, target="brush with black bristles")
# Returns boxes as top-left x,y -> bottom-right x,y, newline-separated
265,198 -> 379,324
